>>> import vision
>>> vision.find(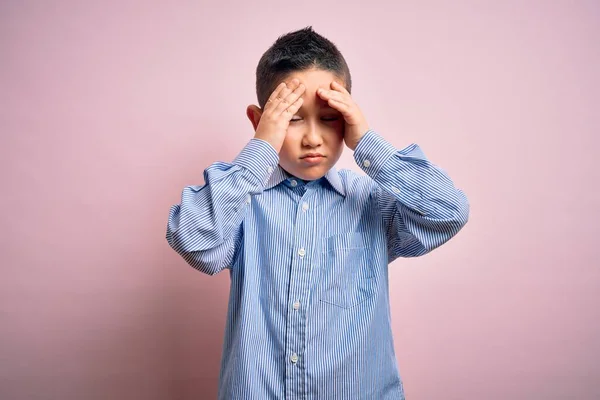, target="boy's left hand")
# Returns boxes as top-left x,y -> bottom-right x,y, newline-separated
317,81 -> 369,151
